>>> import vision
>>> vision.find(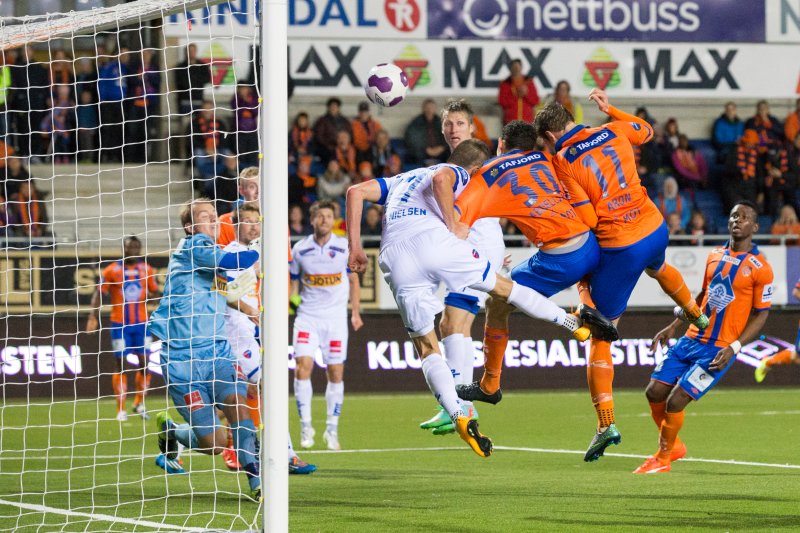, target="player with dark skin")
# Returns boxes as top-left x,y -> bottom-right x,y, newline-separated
647,203 -> 769,414
633,201 -> 772,474
86,236 -> 159,375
